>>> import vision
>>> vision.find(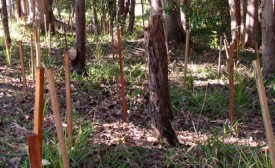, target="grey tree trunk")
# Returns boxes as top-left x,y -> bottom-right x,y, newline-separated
261,0 -> 275,76
1,0 -> 11,46
245,0 -> 259,47
72,0 -> 86,73
6,0 -> 13,18
128,0 -> 135,33
145,0 -> 179,146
